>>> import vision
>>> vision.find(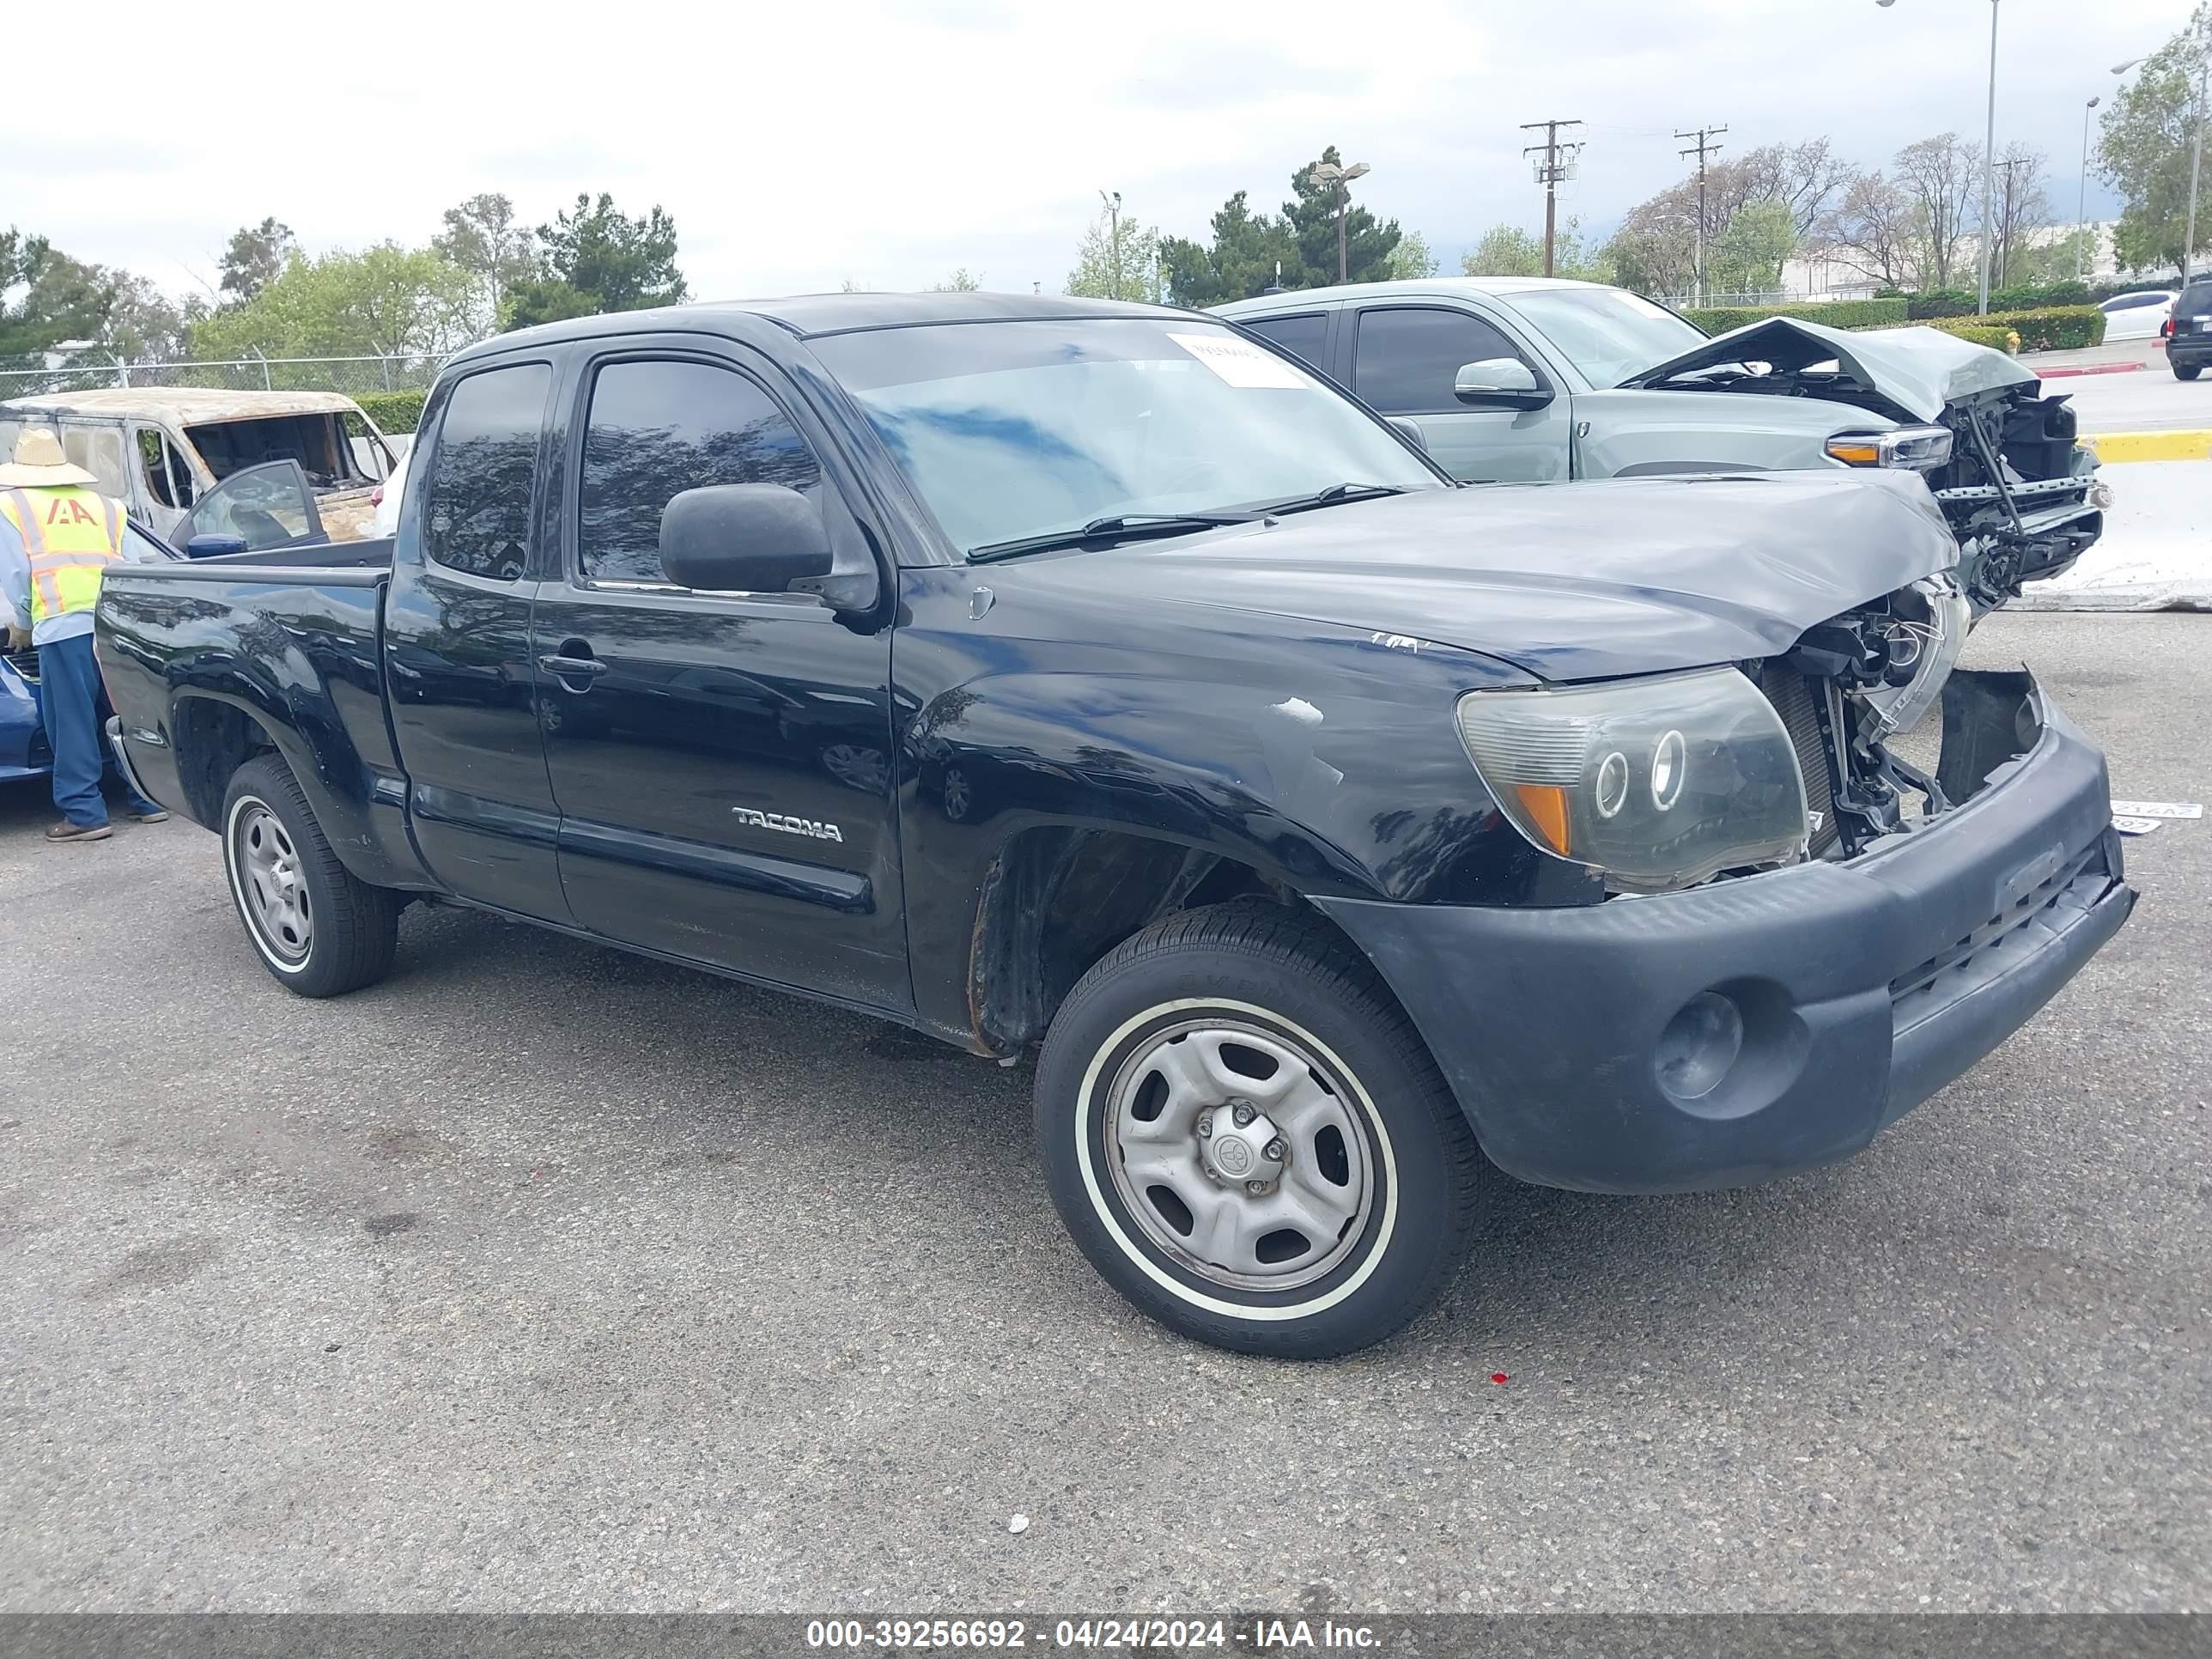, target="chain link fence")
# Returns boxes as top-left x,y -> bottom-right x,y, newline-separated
0,352 -> 450,400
